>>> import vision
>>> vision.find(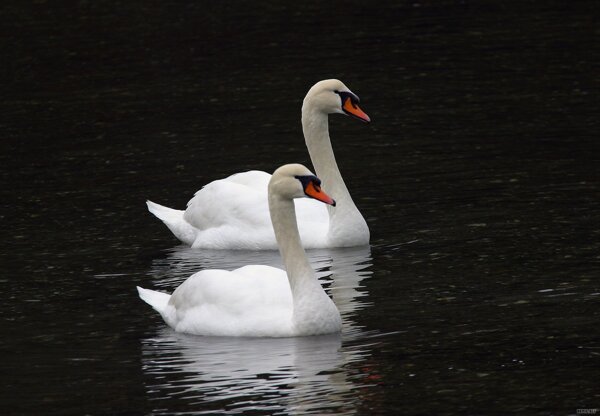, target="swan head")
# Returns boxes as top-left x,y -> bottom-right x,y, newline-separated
303,79 -> 370,123
269,164 -> 336,206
